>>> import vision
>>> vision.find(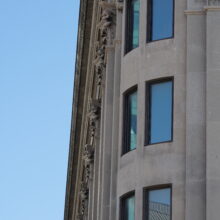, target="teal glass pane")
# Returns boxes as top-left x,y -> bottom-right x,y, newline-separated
148,188 -> 171,220
125,195 -> 135,220
129,91 -> 137,150
132,0 -> 140,48
149,81 -> 172,144
151,0 -> 173,41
